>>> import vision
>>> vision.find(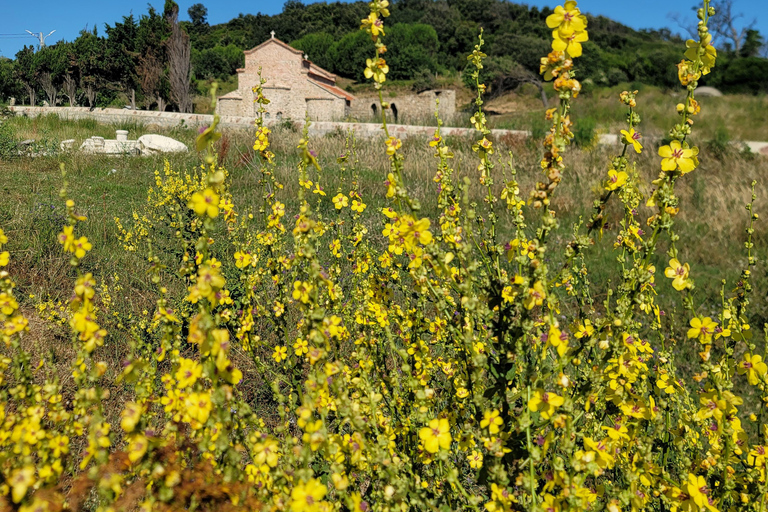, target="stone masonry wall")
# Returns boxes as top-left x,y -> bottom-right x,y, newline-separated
11,106 -> 768,155
350,90 -> 456,124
